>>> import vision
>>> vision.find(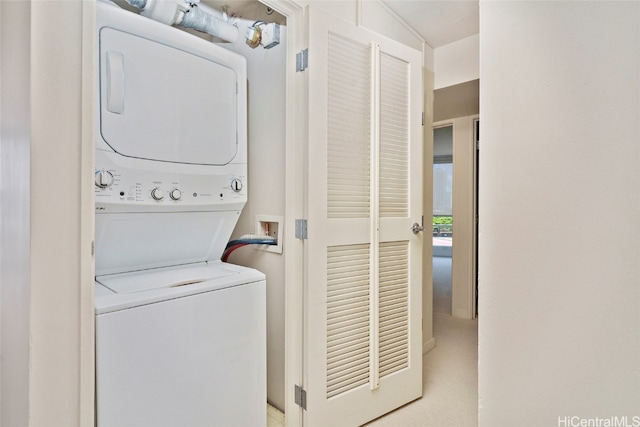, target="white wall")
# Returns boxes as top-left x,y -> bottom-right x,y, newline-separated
434,33 -> 478,89
479,1 -> 640,425
1,2 -> 31,425
222,20 -> 288,411
1,1 -> 95,425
